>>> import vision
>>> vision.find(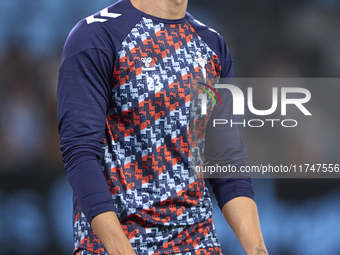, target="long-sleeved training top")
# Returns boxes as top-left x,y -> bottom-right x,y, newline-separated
57,0 -> 254,254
